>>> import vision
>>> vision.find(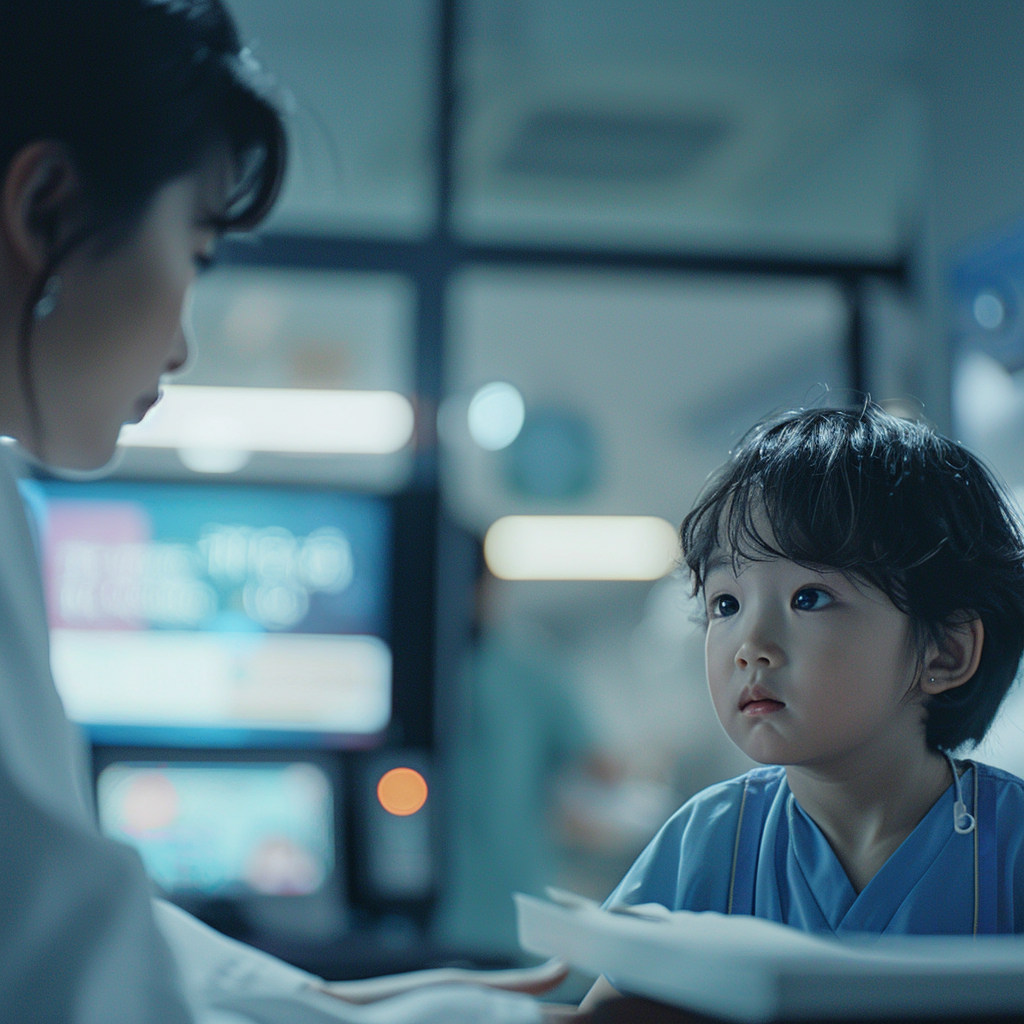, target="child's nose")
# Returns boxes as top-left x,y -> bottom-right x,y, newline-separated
734,629 -> 785,670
